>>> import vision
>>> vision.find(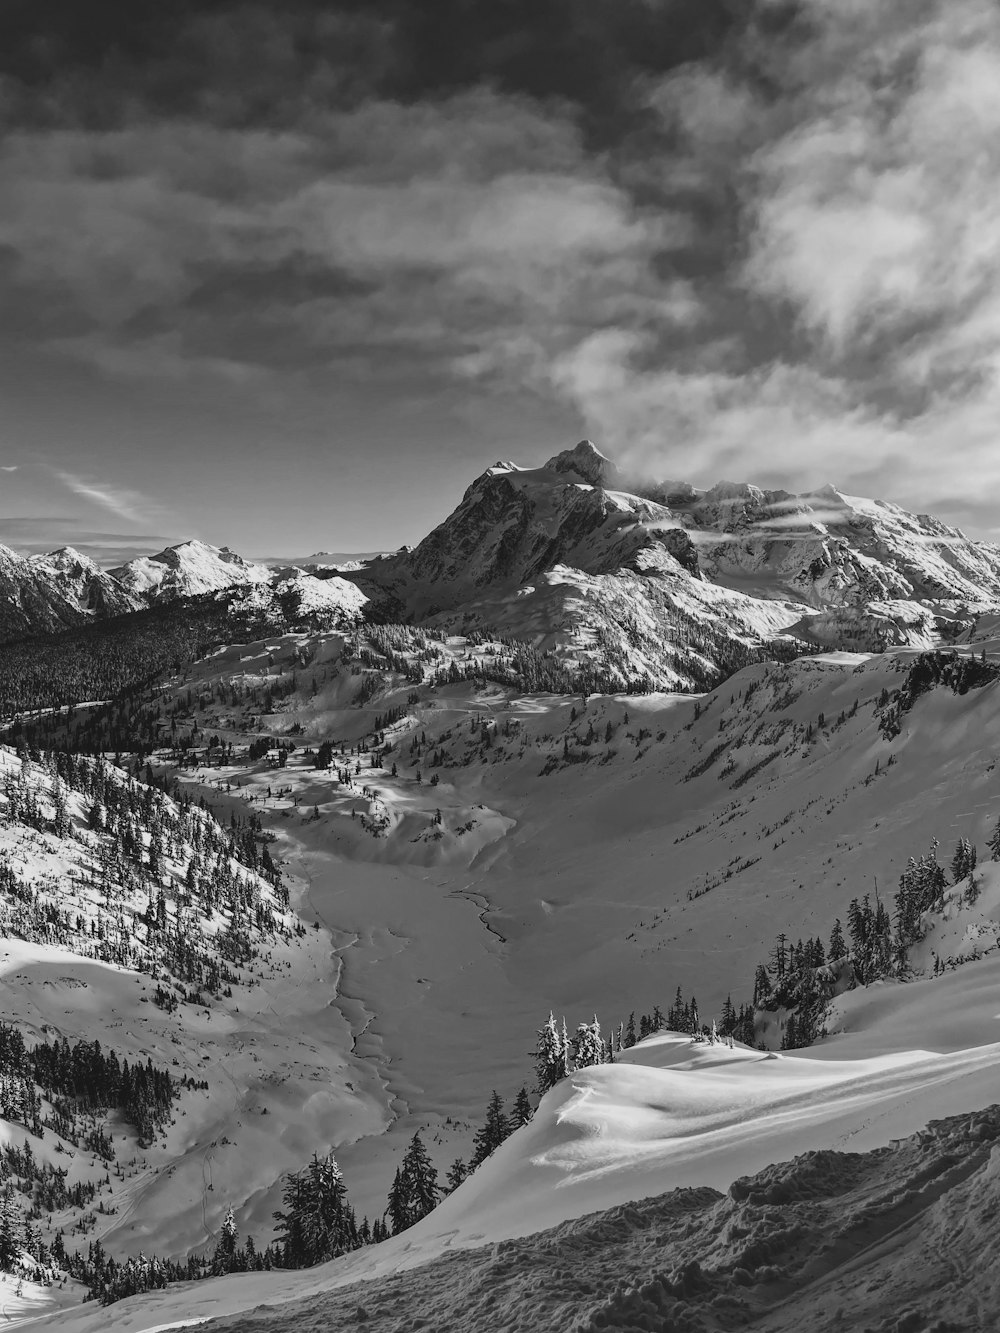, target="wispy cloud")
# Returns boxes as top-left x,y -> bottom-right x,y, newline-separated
51,469 -> 162,526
